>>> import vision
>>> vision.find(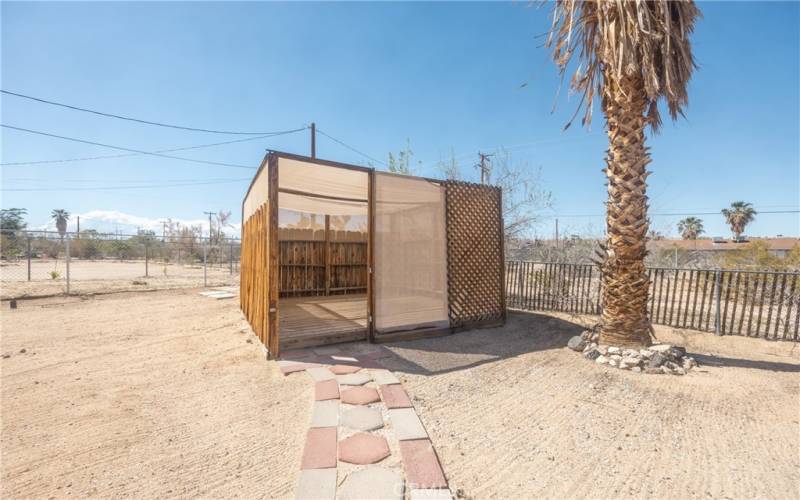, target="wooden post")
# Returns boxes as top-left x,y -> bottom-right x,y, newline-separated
267,154 -> 280,358
26,235 -> 31,281
714,270 -> 722,335
324,215 -> 331,296
367,170 -> 375,342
